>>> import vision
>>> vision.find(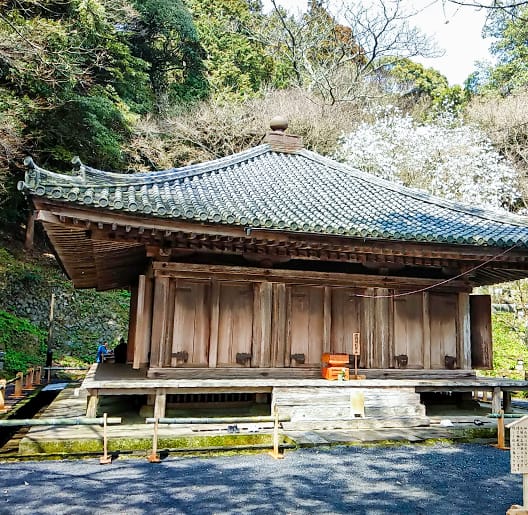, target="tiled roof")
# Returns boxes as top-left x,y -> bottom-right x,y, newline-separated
19,145 -> 528,249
